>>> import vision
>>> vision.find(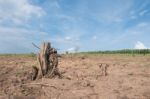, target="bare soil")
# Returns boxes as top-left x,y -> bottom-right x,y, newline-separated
0,54 -> 150,99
